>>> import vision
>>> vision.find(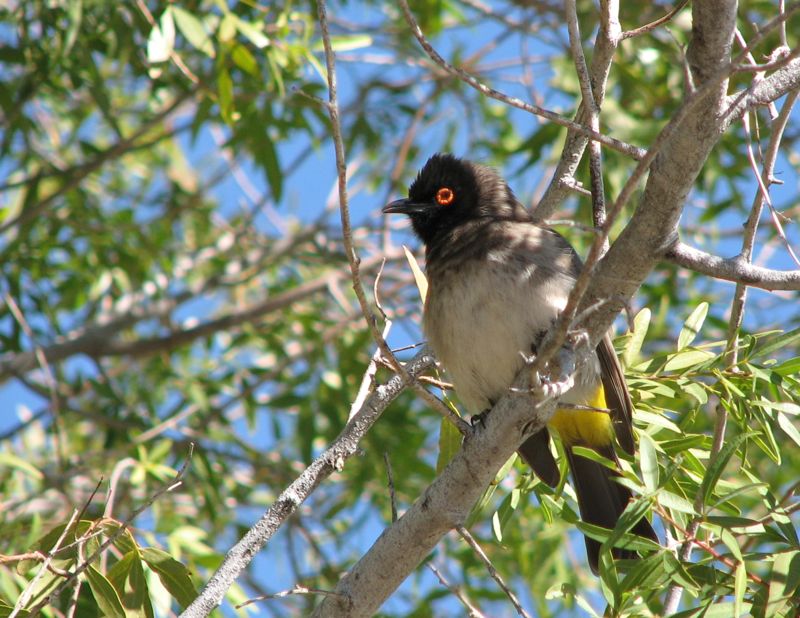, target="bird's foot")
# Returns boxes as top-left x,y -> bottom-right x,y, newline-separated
470,409 -> 490,429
